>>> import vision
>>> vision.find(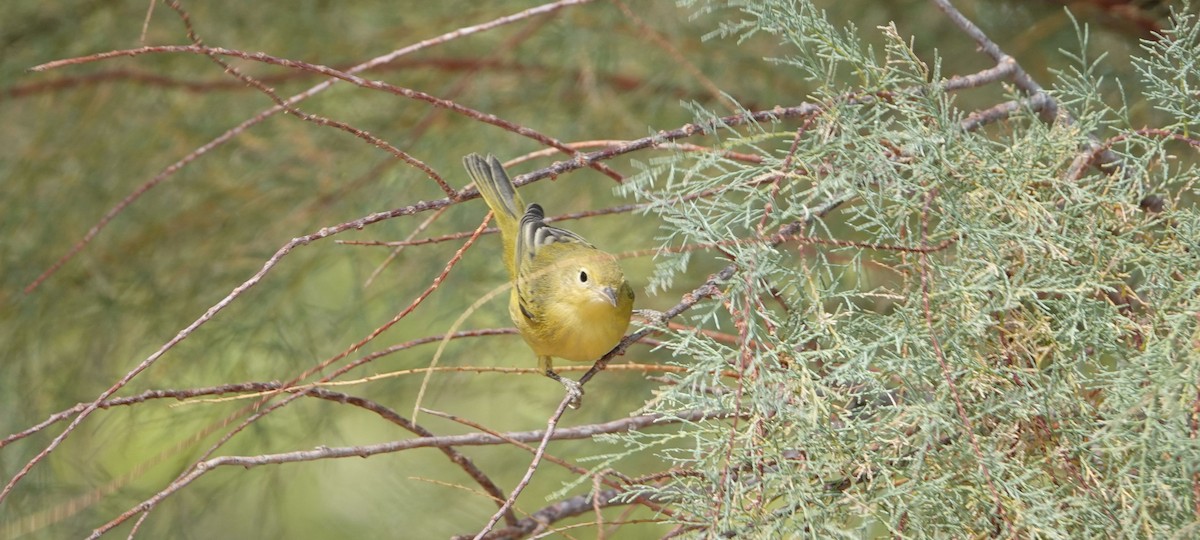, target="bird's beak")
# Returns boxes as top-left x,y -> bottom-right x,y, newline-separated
599,286 -> 618,307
